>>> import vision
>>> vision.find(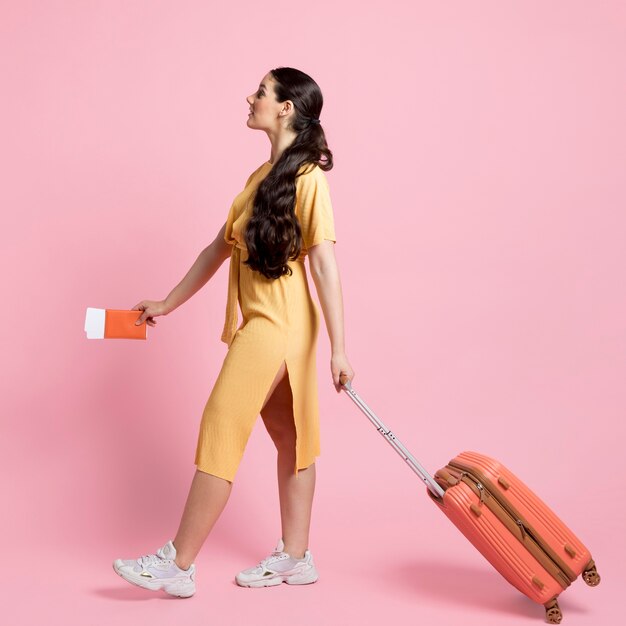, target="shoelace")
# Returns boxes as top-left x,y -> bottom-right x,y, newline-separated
138,553 -> 170,568
258,550 -> 288,569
